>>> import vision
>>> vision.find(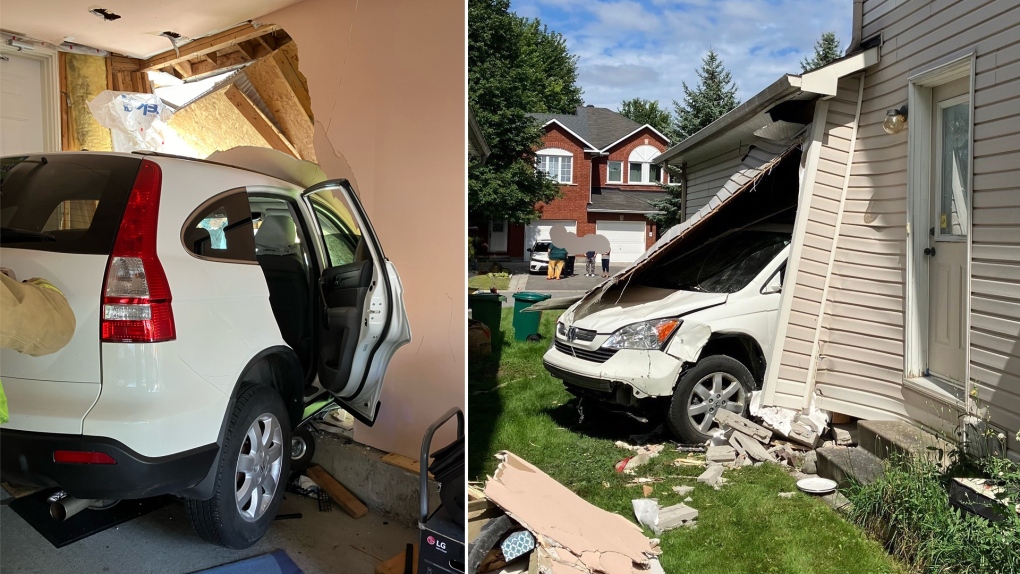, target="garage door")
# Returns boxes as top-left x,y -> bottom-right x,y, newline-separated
524,220 -> 575,260
596,220 -> 646,263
